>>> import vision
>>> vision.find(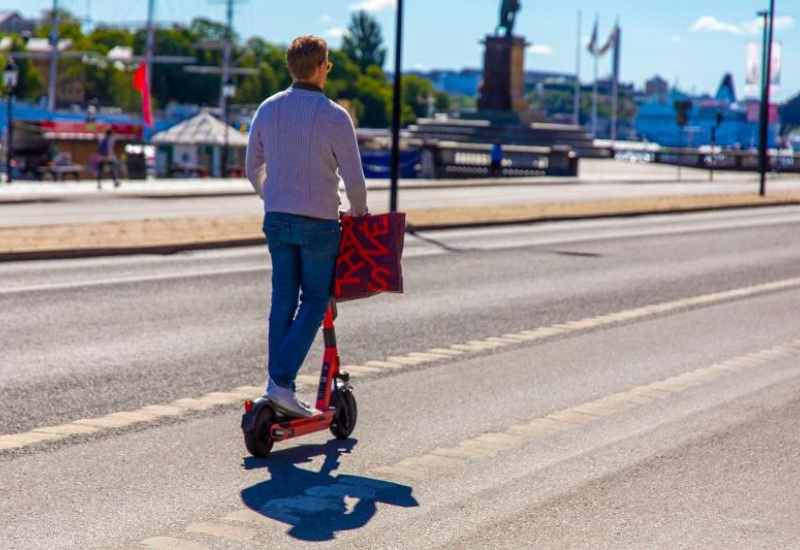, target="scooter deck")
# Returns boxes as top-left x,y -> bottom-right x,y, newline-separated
269,409 -> 336,441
